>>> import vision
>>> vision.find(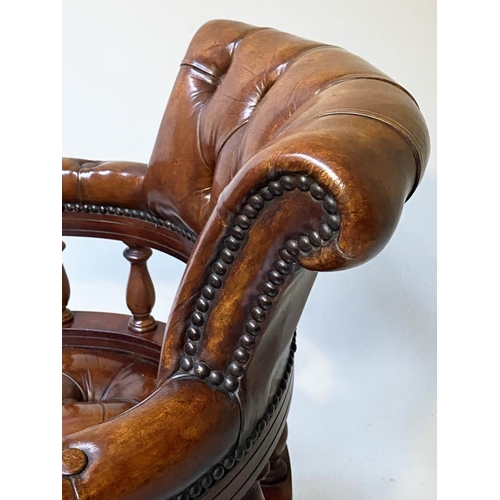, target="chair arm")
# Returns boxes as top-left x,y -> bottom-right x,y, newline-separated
62,157 -> 148,210
157,102 -> 429,438
62,377 -> 240,499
